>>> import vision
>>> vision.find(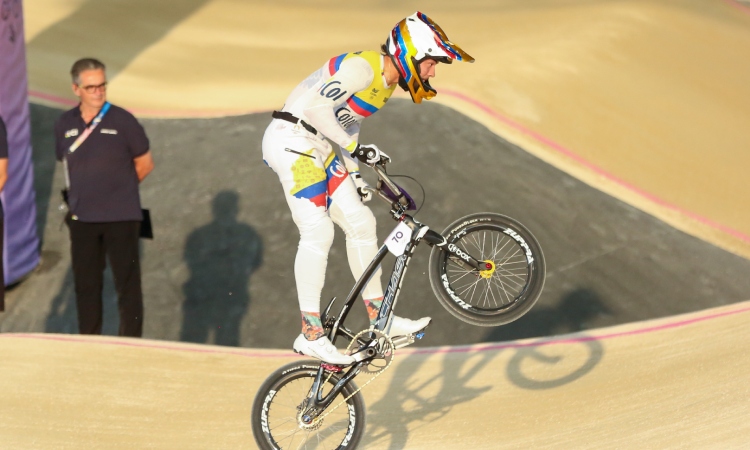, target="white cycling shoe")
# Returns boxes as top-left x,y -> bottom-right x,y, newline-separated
293,334 -> 355,366
388,316 -> 432,337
